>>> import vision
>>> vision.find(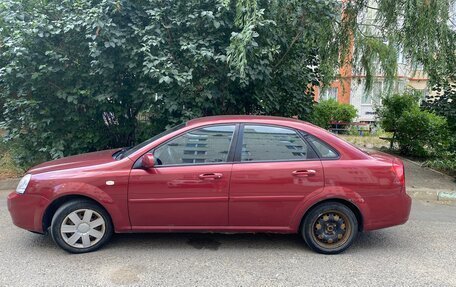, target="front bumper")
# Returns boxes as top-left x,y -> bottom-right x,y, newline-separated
7,192 -> 49,233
